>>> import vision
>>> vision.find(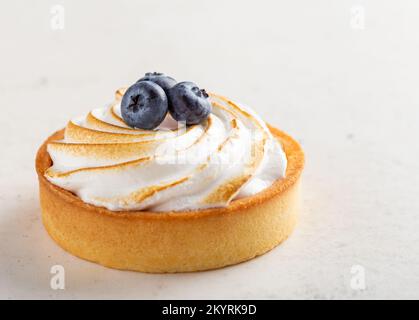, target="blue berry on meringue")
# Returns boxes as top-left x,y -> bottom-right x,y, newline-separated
137,72 -> 177,94
121,81 -> 168,130
168,81 -> 212,125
